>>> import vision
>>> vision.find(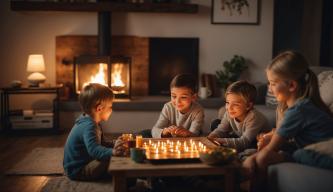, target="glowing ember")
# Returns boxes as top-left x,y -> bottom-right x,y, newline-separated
82,63 -> 108,89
